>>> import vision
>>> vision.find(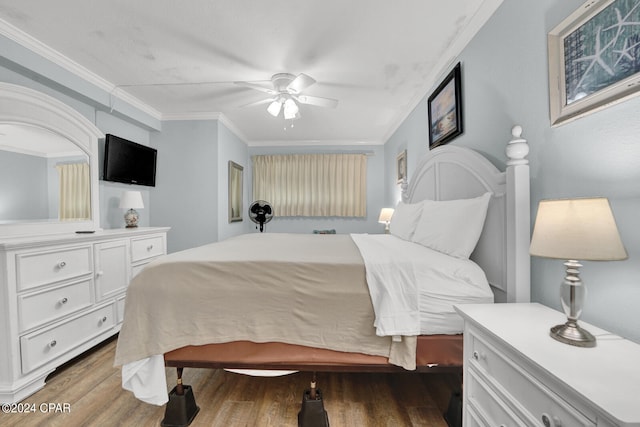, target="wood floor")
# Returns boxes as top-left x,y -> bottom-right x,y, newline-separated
2,336 -> 460,427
